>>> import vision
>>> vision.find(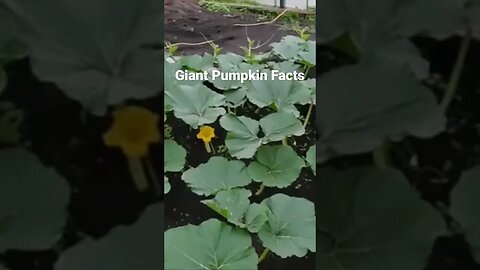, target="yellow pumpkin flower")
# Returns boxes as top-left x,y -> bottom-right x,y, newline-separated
197,125 -> 216,153
103,106 -> 160,159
